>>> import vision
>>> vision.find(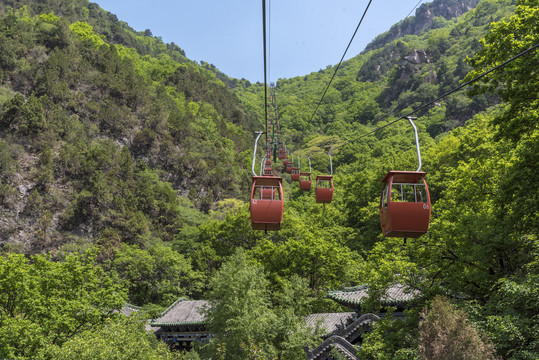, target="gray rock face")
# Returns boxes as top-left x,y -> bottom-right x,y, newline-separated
404,49 -> 430,65
364,0 -> 481,53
